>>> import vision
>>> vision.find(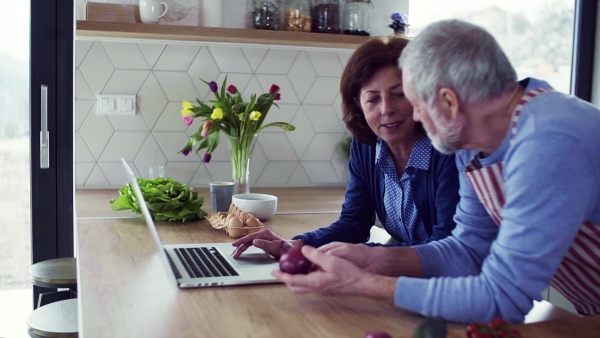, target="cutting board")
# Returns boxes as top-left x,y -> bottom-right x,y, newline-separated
86,2 -> 141,23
